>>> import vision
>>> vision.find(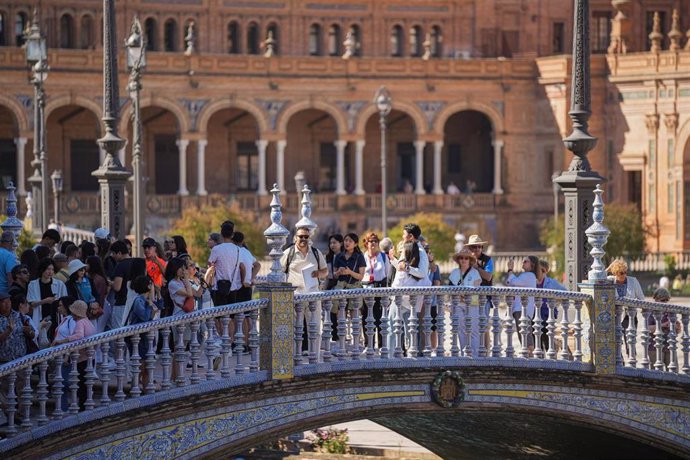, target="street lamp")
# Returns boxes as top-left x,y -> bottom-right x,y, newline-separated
374,86 -> 392,236
24,10 -> 48,237
50,169 -> 62,224
126,16 -> 146,254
